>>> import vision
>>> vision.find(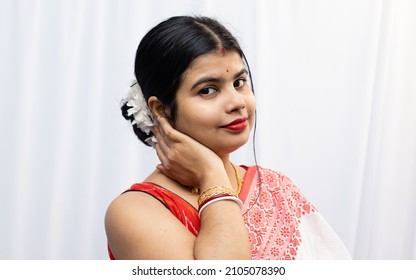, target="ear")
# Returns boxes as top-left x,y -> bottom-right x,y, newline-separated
148,96 -> 171,119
